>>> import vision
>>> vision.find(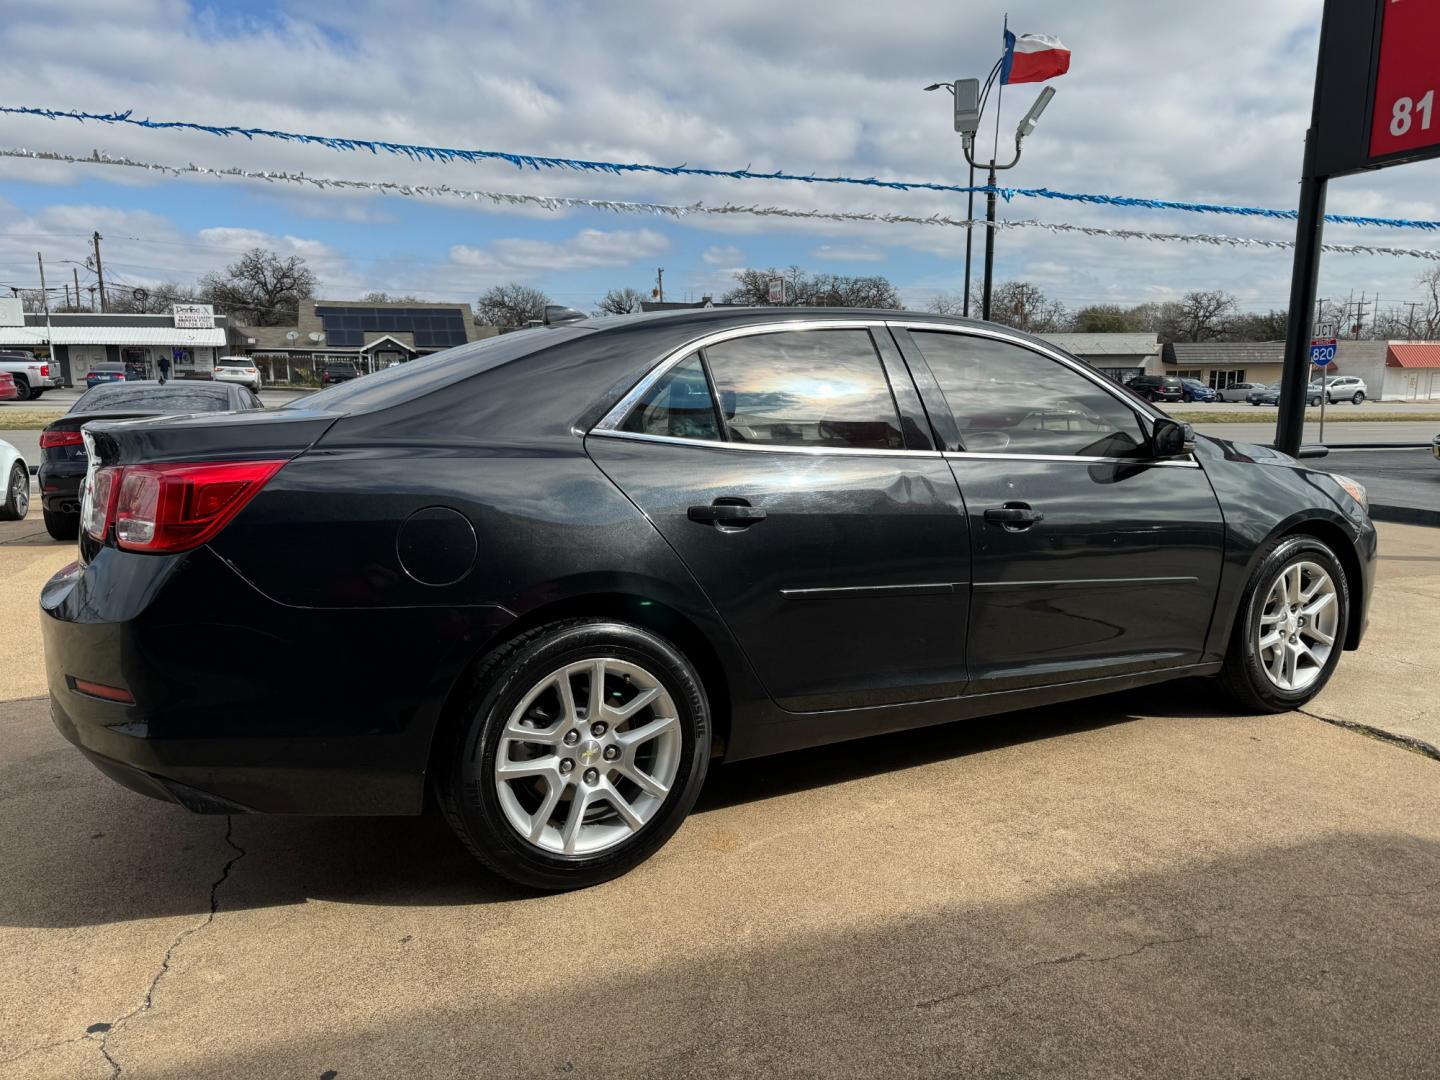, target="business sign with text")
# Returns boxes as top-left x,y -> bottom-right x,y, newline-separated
1313,0 -> 1440,177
